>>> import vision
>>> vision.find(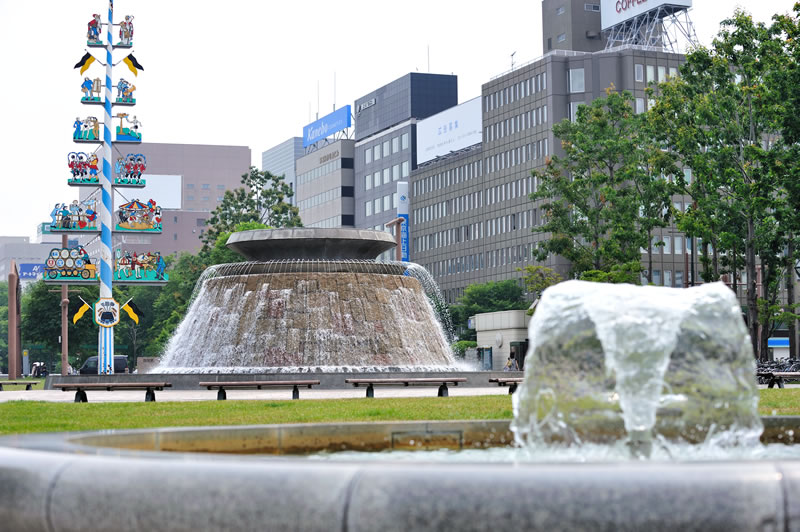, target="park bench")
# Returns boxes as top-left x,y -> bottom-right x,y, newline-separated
198,380 -> 320,400
0,381 -> 36,391
345,377 -> 467,398
757,372 -> 800,389
52,382 -> 172,402
489,377 -> 524,394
